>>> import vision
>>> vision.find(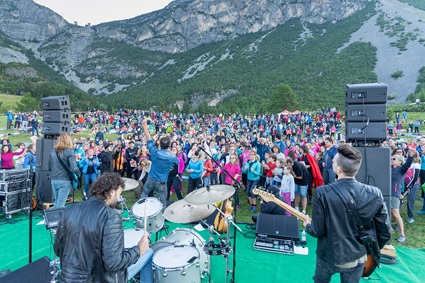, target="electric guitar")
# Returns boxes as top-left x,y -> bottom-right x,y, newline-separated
252,188 -> 307,222
253,187 -> 379,277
